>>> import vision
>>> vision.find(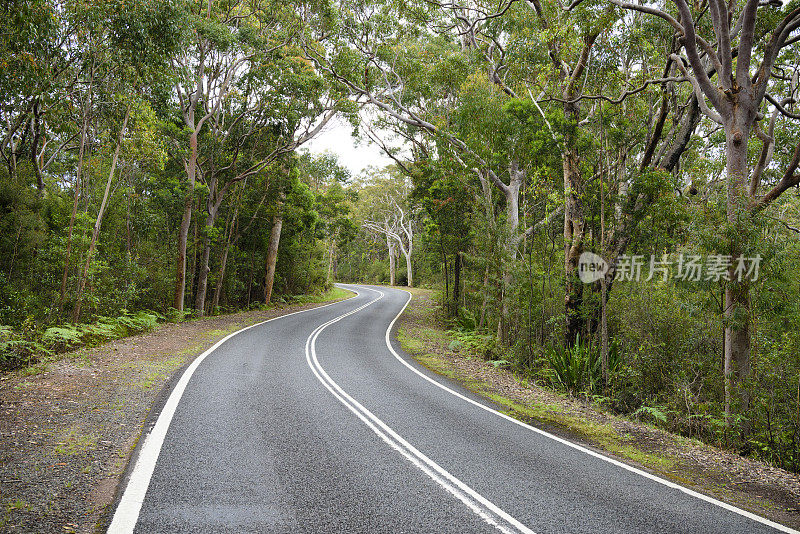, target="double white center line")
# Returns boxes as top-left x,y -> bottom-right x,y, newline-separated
304,287 -> 535,534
